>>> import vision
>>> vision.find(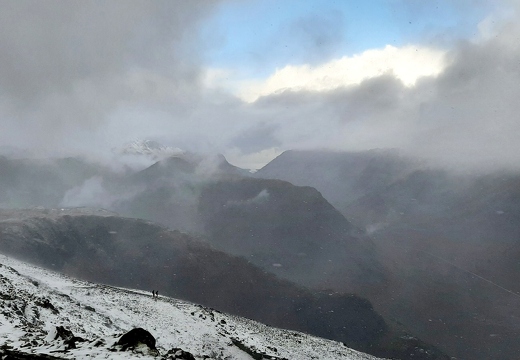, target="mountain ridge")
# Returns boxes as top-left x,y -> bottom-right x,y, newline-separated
254,148 -> 520,360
